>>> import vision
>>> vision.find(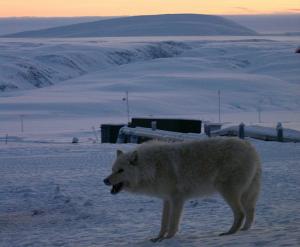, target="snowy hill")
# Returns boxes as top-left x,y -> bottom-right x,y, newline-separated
0,40 -> 189,91
0,37 -> 300,136
4,14 -> 257,38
